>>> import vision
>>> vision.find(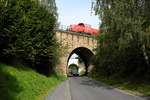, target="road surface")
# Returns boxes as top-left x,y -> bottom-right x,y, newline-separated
45,77 -> 147,100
